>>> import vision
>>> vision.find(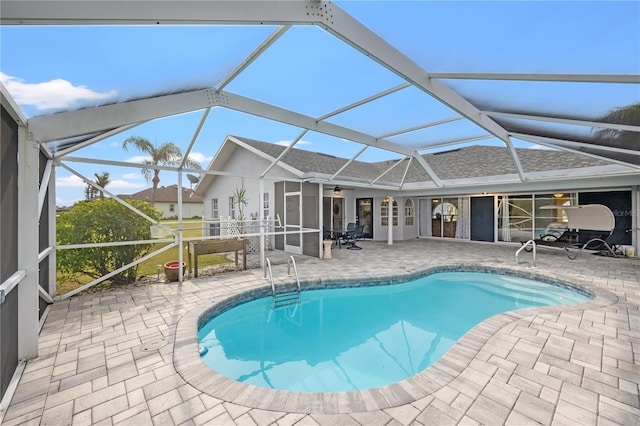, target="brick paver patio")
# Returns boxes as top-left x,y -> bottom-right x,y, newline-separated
3,239 -> 638,425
